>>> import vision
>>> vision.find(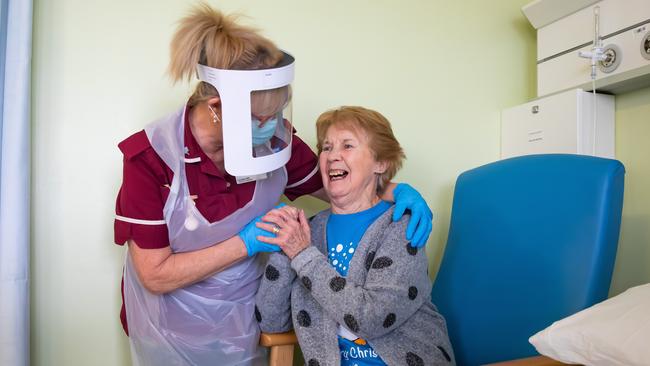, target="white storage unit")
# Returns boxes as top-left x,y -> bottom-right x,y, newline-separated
501,89 -> 615,159
523,0 -> 650,97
